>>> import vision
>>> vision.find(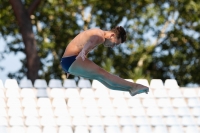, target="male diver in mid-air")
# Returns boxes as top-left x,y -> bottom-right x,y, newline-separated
60,26 -> 149,96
